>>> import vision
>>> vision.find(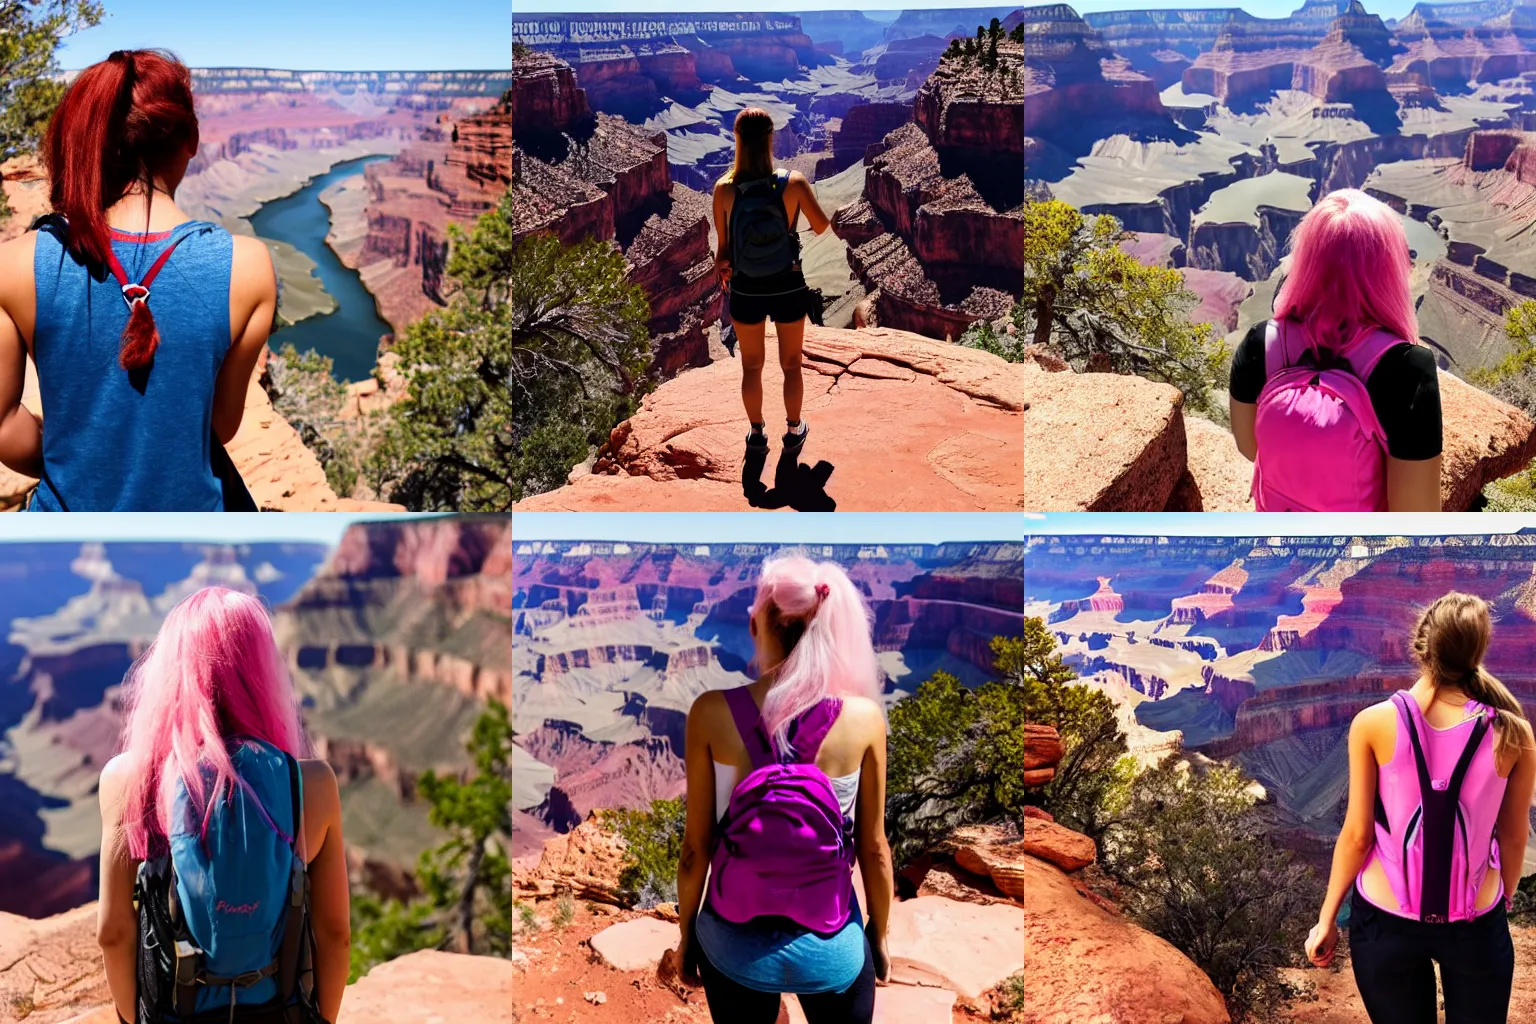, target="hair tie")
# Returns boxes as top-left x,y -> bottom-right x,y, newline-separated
814,582 -> 830,601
